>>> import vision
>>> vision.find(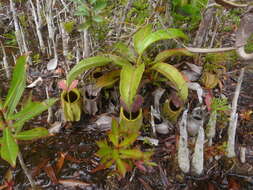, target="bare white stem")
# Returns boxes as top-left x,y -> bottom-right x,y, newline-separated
10,0 -> 25,53
240,146 -> 246,163
82,29 -> 90,58
178,109 -> 190,173
227,68 -> 245,158
45,0 -> 55,41
191,125 -> 205,175
46,86 -> 53,123
206,110 -> 217,146
18,152 -> 36,190
0,41 -> 10,79
29,0 -> 45,53
60,22 -> 69,57
236,46 -> 253,60
185,46 -> 236,53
